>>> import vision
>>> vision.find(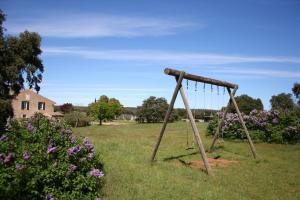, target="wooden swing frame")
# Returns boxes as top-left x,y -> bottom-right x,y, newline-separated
150,68 -> 257,176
